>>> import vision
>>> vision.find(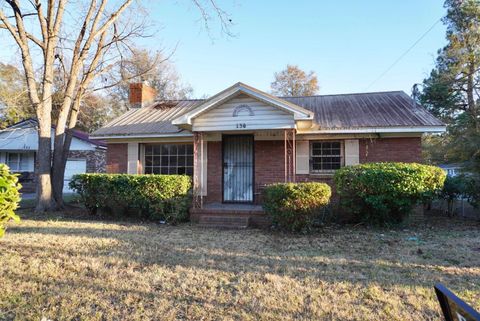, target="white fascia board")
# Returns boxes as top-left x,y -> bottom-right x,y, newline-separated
172,82 -> 313,126
89,132 -> 193,140
299,126 -> 446,134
